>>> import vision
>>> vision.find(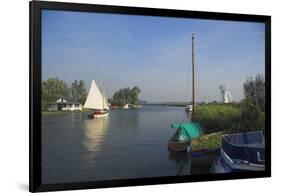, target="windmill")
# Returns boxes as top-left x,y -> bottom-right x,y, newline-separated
219,84 -> 233,103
